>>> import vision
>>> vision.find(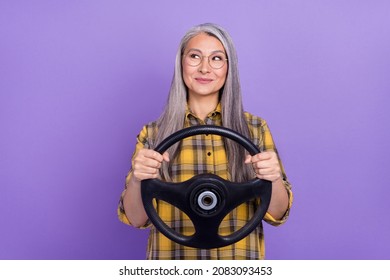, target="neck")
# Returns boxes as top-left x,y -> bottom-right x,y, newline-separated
188,94 -> 219,121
